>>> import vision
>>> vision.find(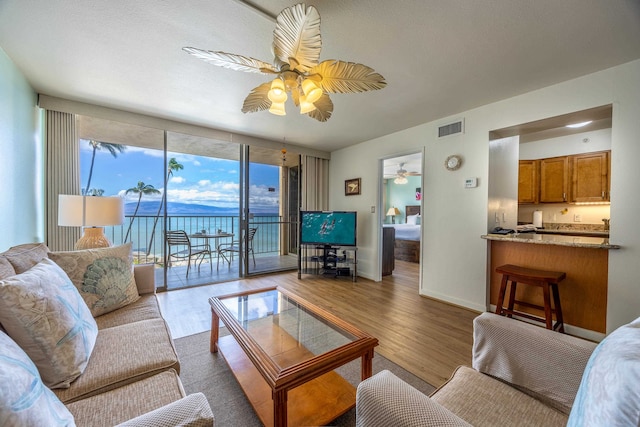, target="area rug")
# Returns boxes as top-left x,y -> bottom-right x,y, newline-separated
174,330 -> 436,426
